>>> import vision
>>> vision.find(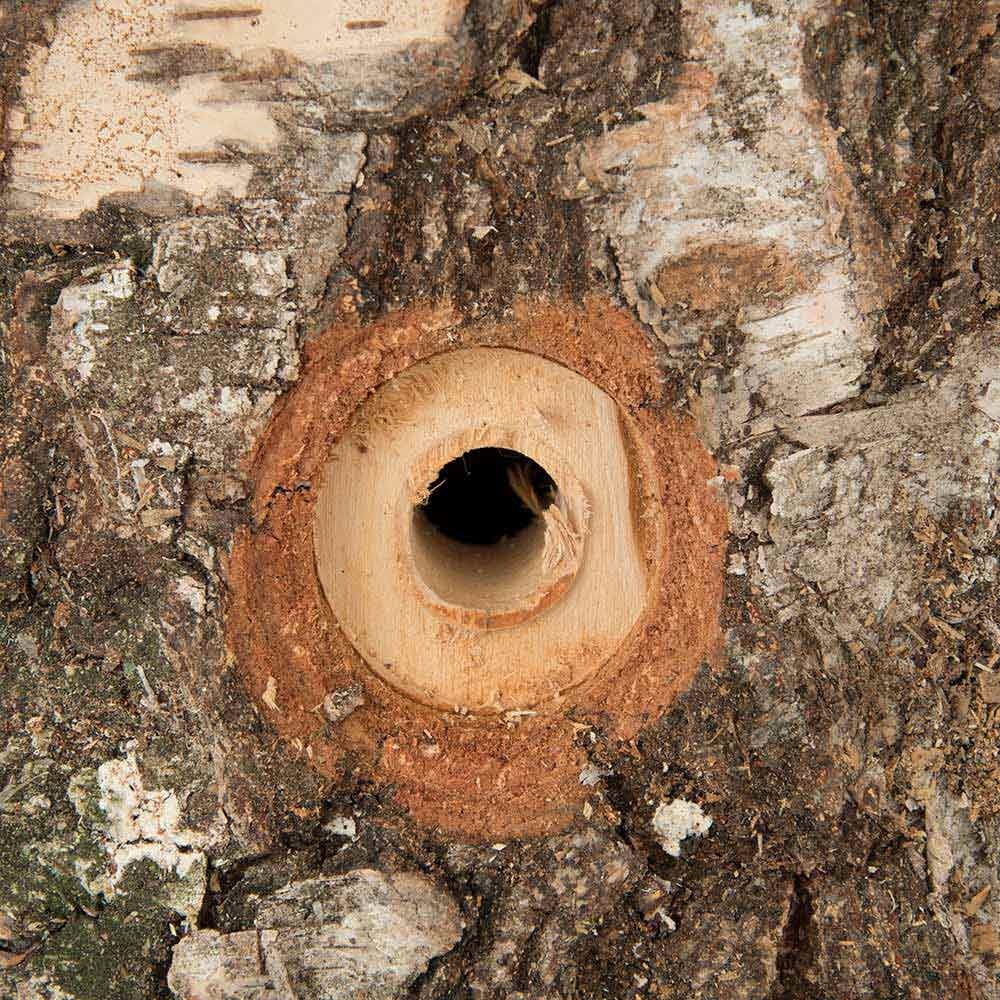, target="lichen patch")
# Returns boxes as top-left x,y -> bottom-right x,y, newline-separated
66,748 -> 215,916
